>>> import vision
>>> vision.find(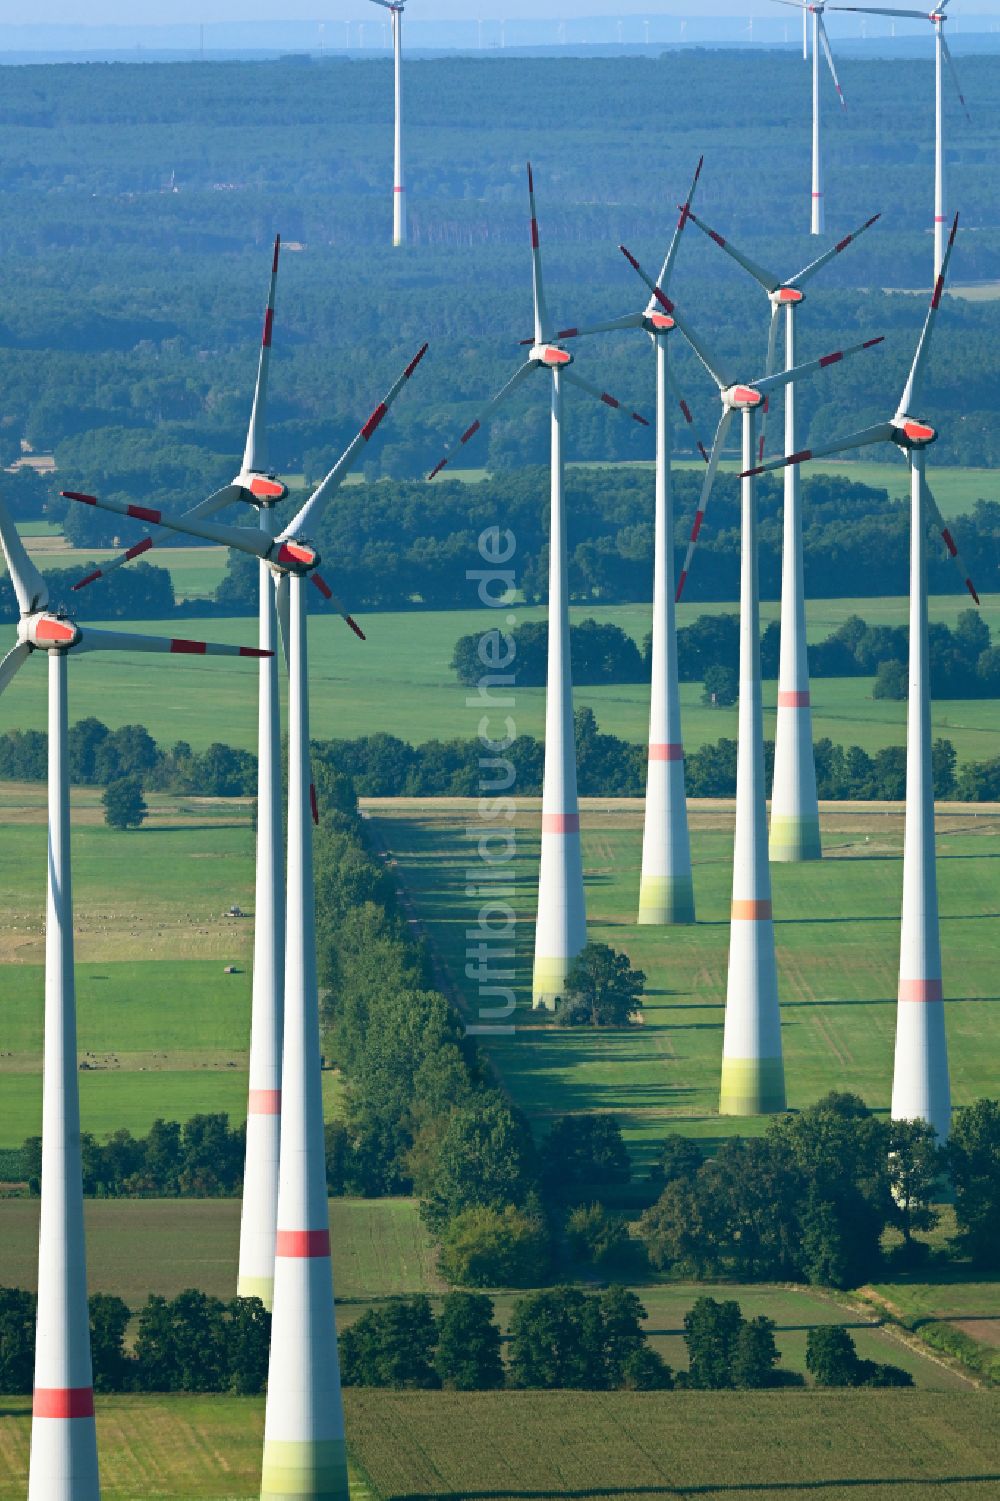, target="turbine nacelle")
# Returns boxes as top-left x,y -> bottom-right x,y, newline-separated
772,287 -> 806,306
724,384 -> 765,411
273,538 -> 320,573
20,614 -> 80,651
239,472 -> 289,505
529,344 -> 573,368
642,311 -> 676,334
894,417 -> 938,449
